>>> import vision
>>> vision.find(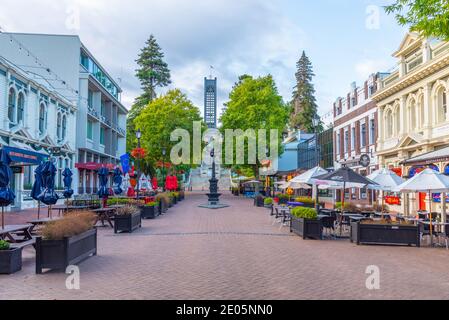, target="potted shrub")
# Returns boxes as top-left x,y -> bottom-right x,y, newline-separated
290,207 -> 322,240
254,195 -> 265,207
156,193 -> 170,213
36,211 -> 97,274
264,198 -> 273,209
114,206 -> 142,234
141,202 -> 159,220
0,240 -> 22,274
179,191 -> 185,201
351,220 -> 420,247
